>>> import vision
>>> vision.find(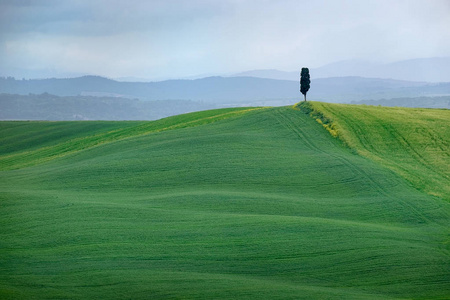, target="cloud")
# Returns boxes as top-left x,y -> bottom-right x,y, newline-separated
1,0 -> 231,37
1,0 -> 449,79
